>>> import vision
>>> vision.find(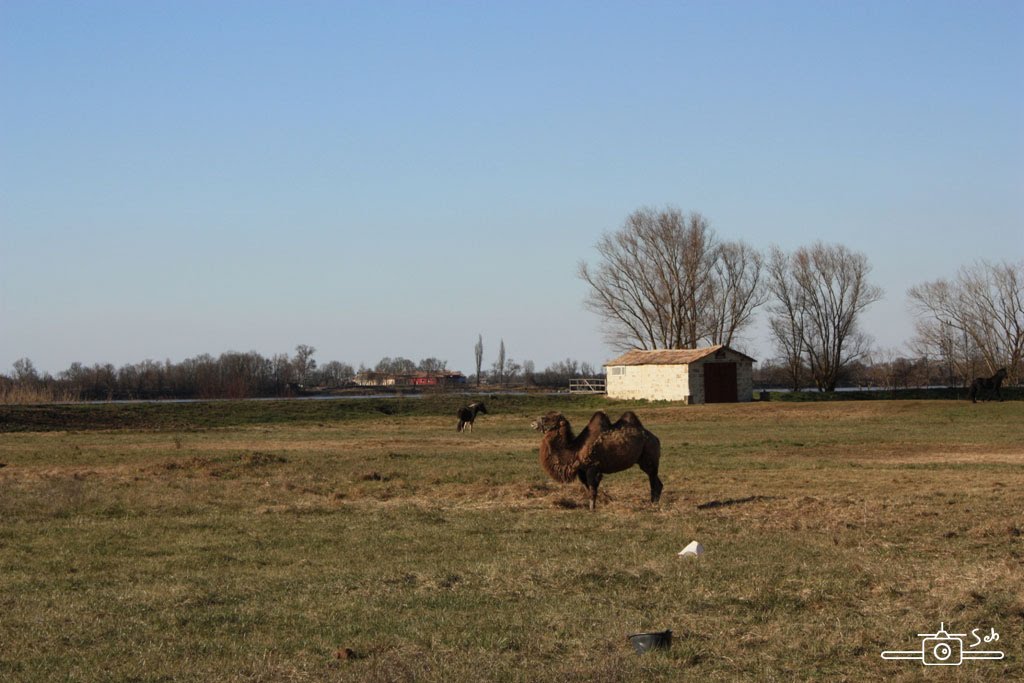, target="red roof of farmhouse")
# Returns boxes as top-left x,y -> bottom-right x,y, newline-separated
605,345 -> 756,366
